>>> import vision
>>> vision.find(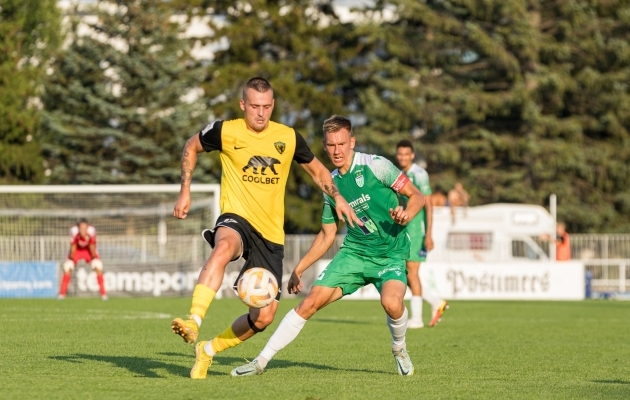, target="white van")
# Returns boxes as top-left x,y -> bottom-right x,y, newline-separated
427,204 -> 554,263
